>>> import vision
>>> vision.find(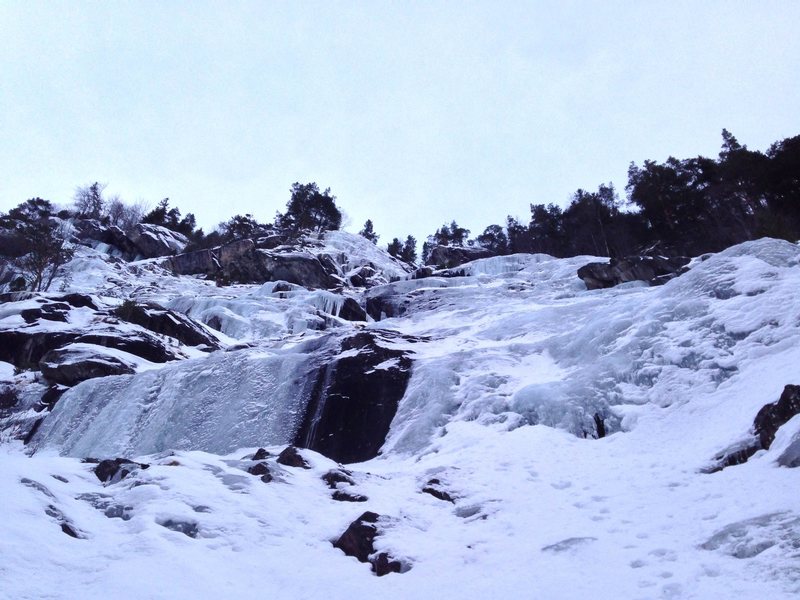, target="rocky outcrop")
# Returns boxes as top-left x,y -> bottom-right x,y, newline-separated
39,345 -> 137,386
295,330 -> 414,463
577,255 -> 690,290
114,301 -> 219,349
332,511 -> 405,576
128,224 -> 189,258
167,239 -> 336,289
706,385 -> 800,473
754,385 -> 800,449
427,245 -> 493,269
